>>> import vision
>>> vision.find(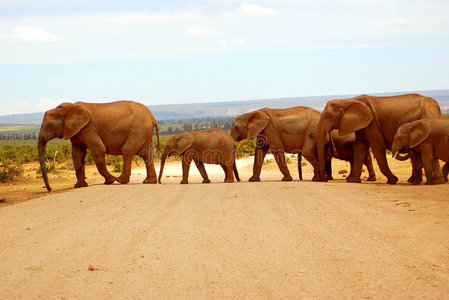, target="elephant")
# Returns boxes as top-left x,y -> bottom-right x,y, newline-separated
295,130 -> 376,181
38,101 -> 160,191
329,130 -> 377,181
391,118 -> 449,184
316,94 -> 442,184
231,106 -> 324,182
158,129 -> 240,184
